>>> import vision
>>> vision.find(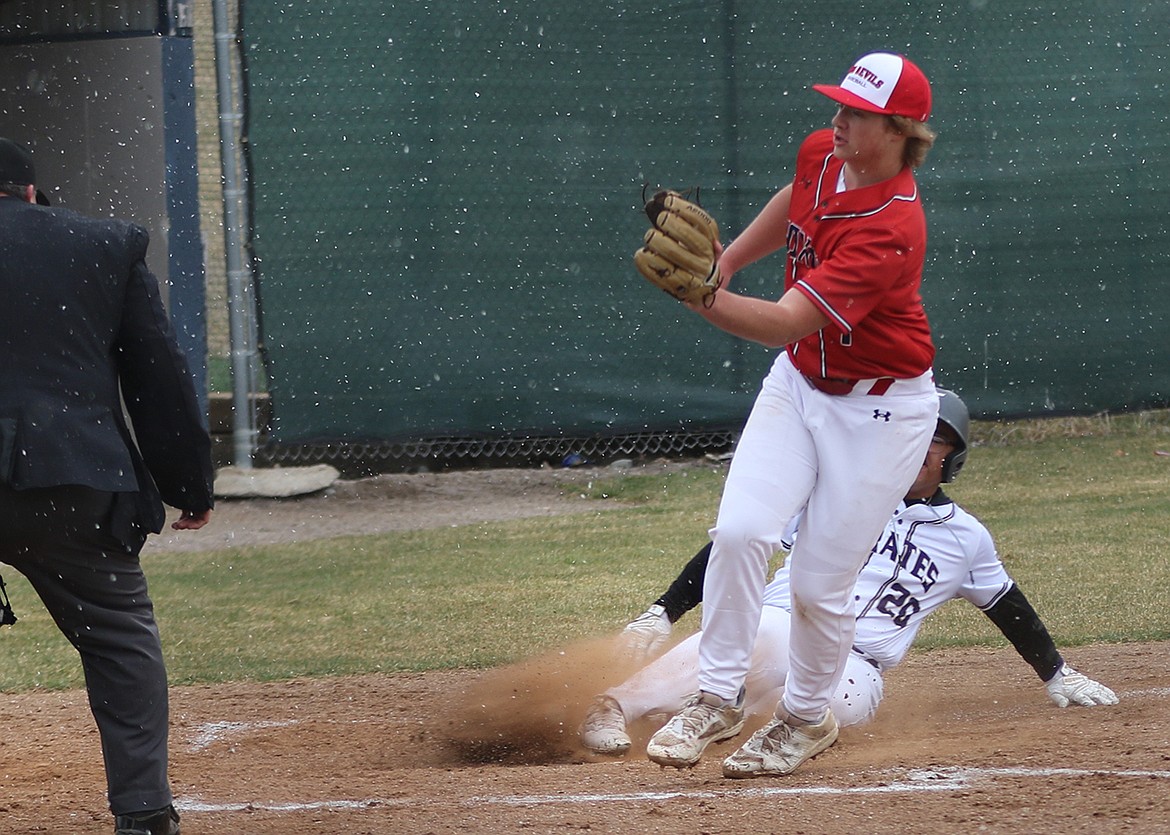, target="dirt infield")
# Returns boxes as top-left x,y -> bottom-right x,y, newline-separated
2,462 -> 1168,833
